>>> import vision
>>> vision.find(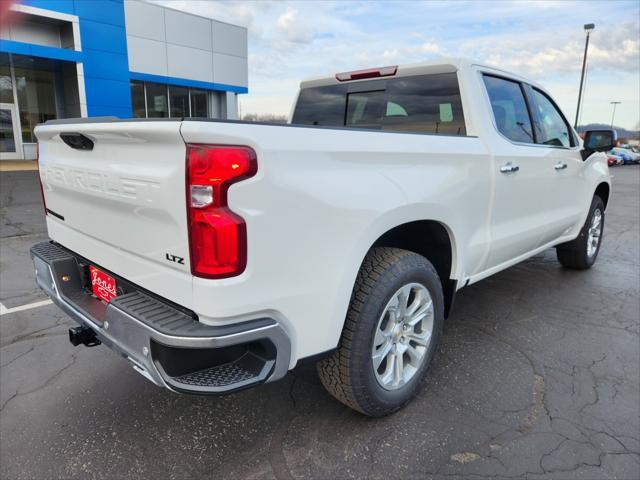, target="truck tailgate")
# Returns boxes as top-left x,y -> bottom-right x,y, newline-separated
35,120 -> 193,308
